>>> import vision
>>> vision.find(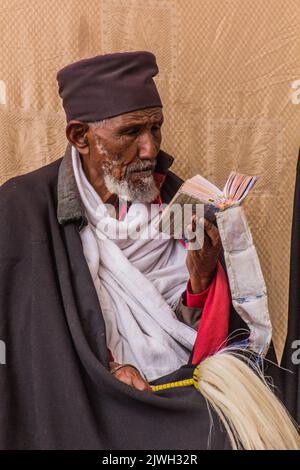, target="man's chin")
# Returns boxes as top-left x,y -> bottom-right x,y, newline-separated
129,169 -> 154,182
104,173 -> 159,203
123,184 -> 159,203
